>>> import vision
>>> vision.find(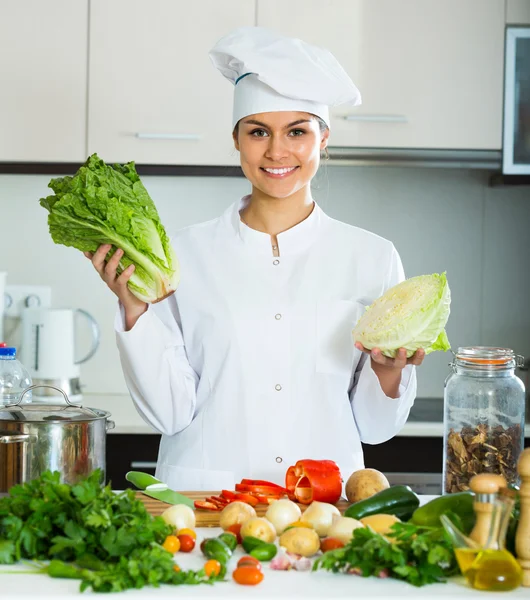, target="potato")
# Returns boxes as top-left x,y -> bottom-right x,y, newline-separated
240,517 -> 276,543
360,514 -> 401,535
279,527 -> 321,557
345,468 -> 390,503
219,501 -> 256,531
